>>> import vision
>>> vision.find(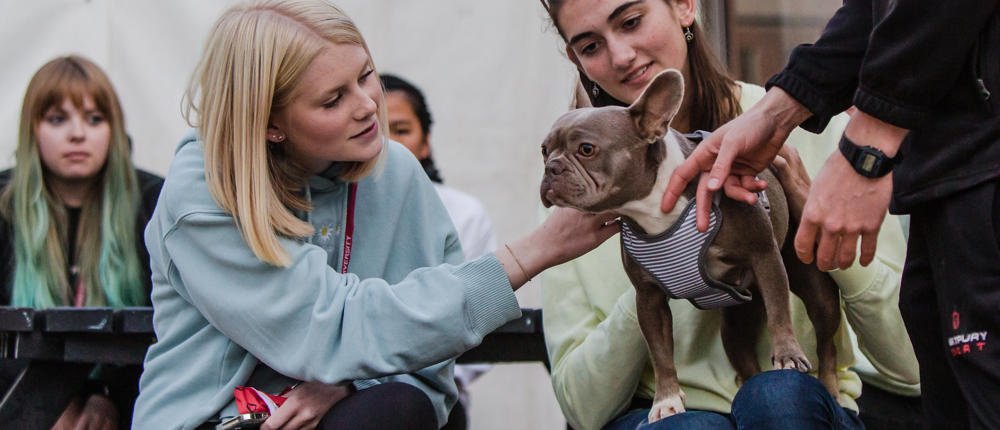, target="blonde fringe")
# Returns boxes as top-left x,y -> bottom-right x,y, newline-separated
190,0 -> 386,266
